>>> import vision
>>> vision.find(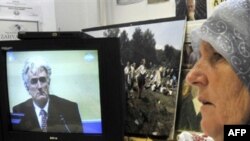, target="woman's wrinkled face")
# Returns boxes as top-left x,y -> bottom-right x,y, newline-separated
186,41 -> 250,140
